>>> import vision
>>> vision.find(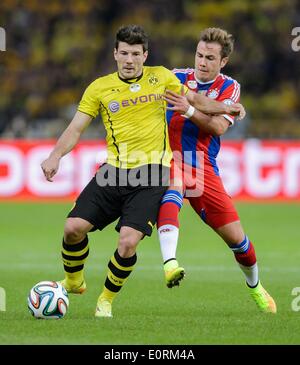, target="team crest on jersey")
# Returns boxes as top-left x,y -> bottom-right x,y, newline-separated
129,83 -> 141,92
207,89 -> 219,99
108,101 -> 120,113
187,80 -> 197,89
148,74 -> 158,85
223,98 -> 234,105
